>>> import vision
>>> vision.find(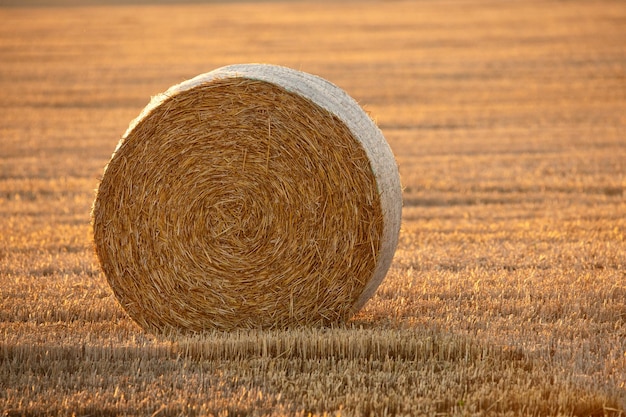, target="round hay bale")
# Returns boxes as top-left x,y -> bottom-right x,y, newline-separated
92,64 -> 402,333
